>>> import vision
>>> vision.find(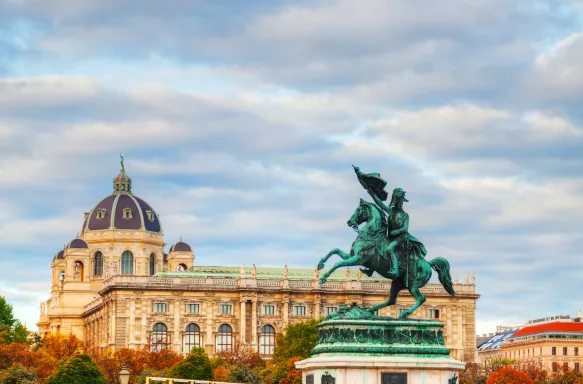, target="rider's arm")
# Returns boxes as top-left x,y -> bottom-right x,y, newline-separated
368,189 -> 390,212
389,214 -> 409,237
